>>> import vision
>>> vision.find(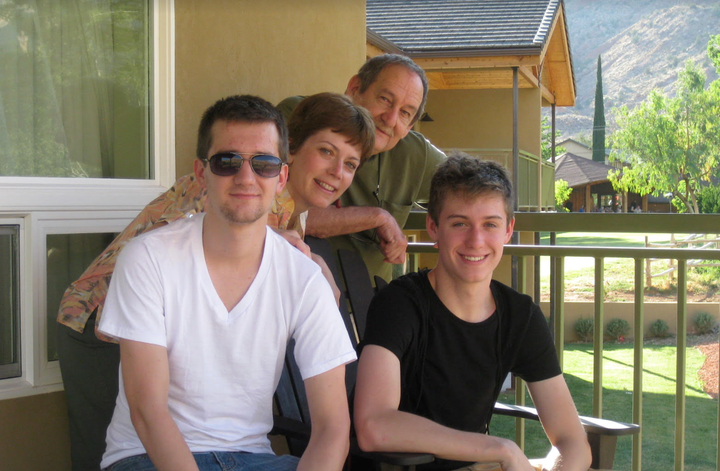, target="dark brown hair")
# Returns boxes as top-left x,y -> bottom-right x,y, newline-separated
428,151 -> 515,224
196,95 -> 289,163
